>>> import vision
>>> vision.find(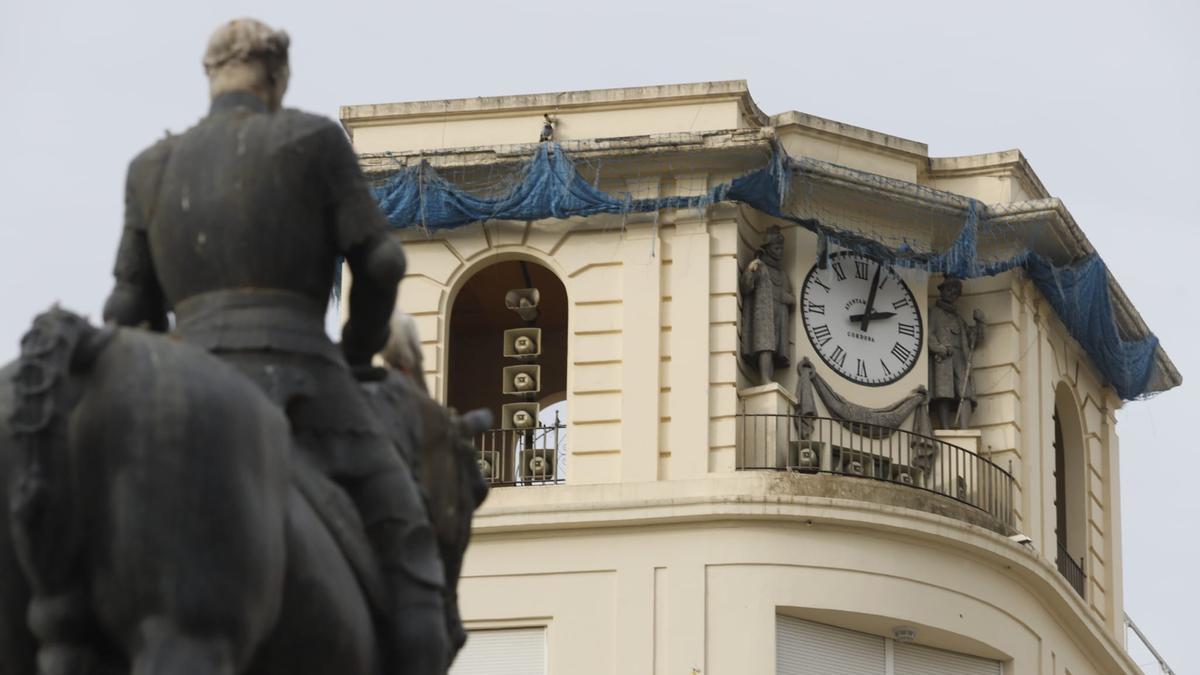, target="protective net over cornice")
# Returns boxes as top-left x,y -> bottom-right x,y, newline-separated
366,141 -> 1160,400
